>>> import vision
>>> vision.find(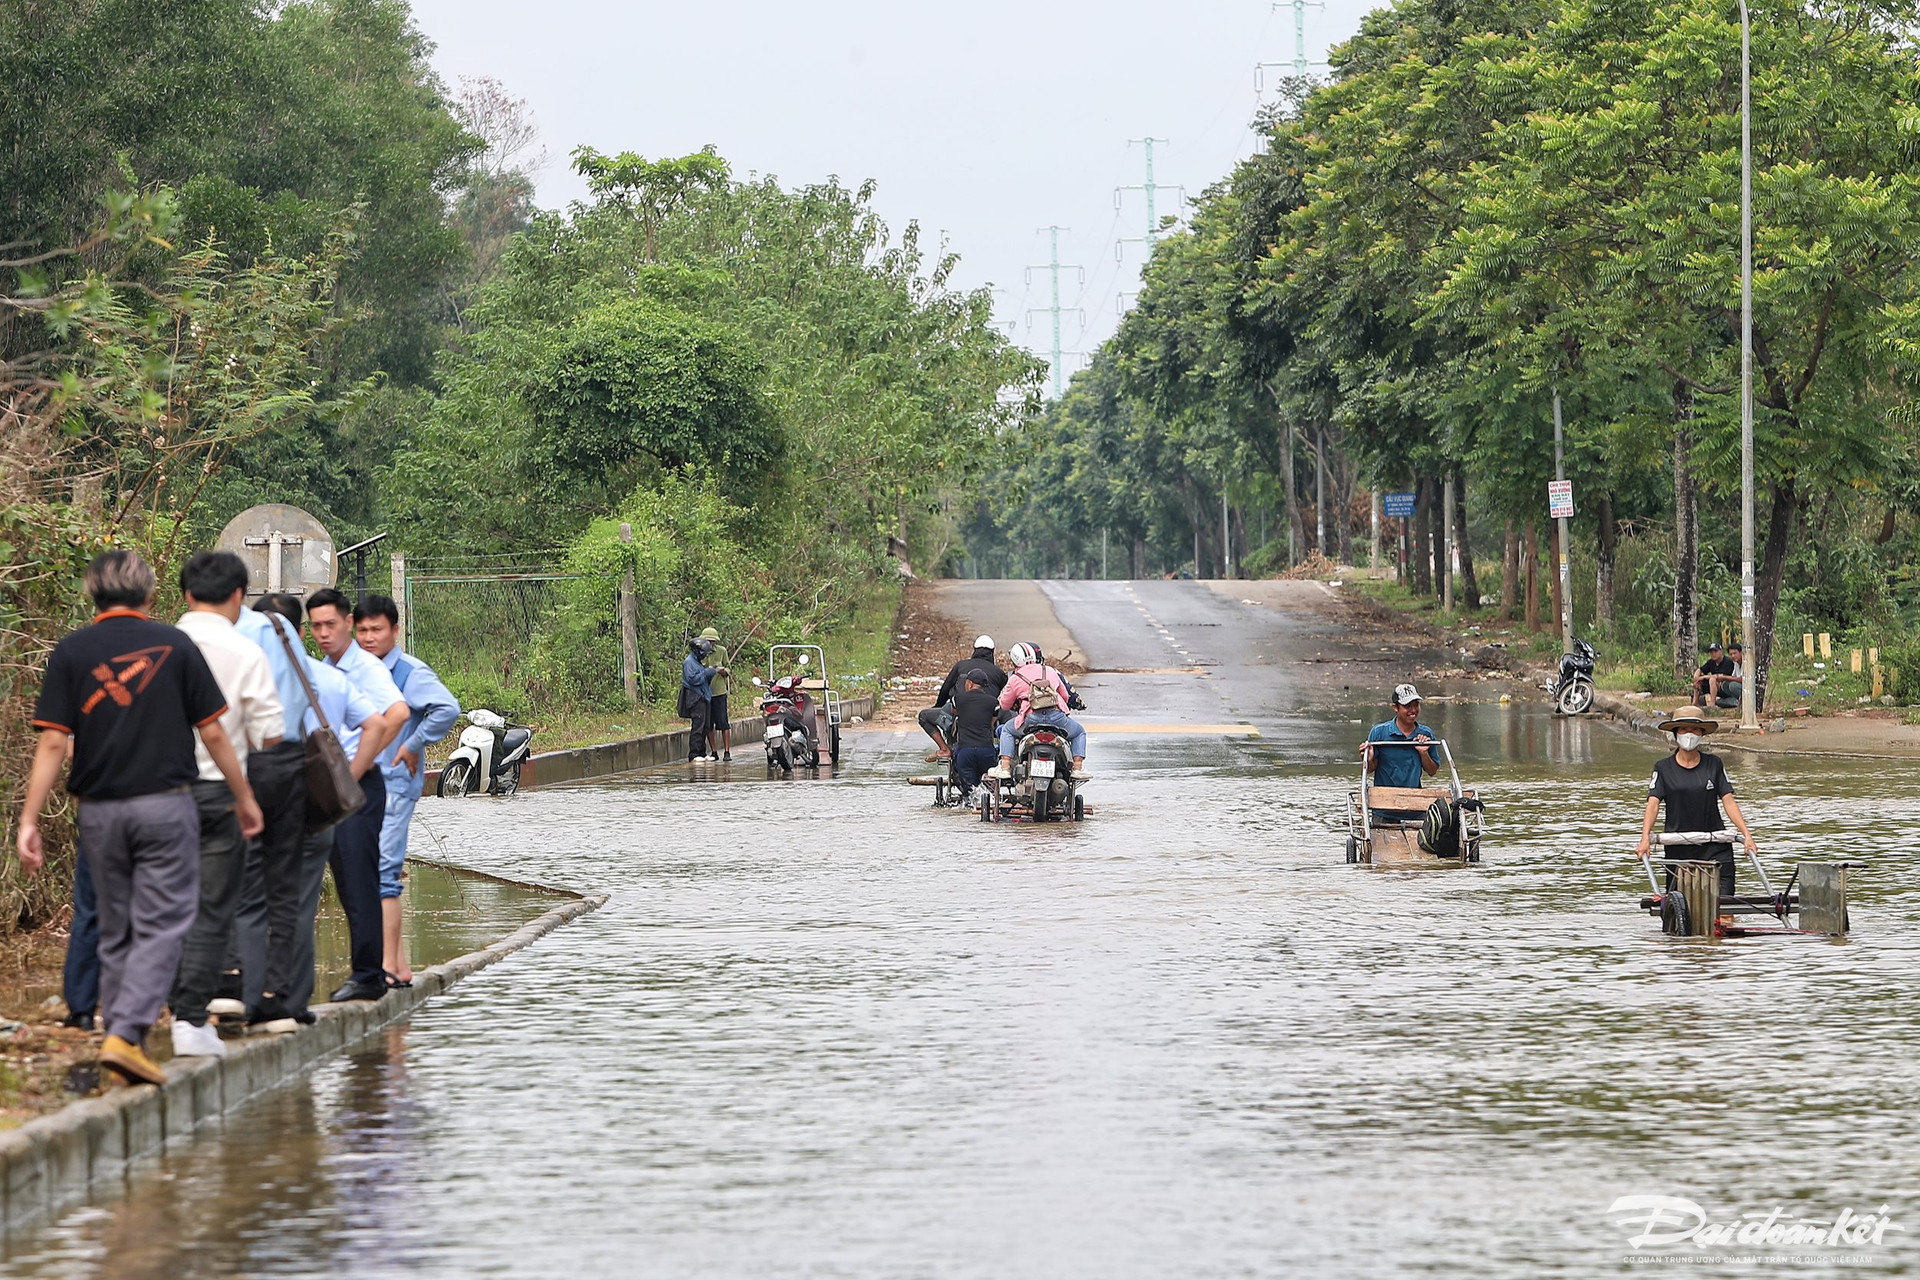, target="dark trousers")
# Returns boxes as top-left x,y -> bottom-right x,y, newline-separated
62,846 -> 100,1020
232,741 -> 307,1015
77,789 -> 200,1045
169,780 -> 244,1027
687,697 -> 711,759
328,767 -> 387,988
953,746 -> 998,790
